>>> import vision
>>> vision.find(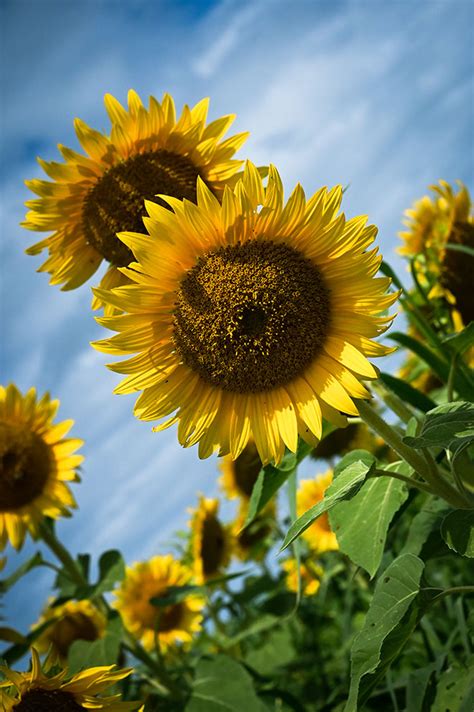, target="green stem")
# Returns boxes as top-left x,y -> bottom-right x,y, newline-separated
428,586 -> 474,605
372,468 -> 434,495
287,470 -> 301,606
38,519 -> 178,697
447,353 -> 458,402
372,381 -> 415,424
357,400 -> 469,508
37,520 -> 85,586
